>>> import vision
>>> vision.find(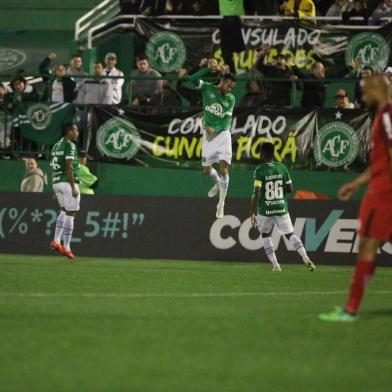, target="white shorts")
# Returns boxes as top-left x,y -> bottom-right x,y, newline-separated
53,182 -> 81,212
201,129 -> 232,166
257,213 -> 294,235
